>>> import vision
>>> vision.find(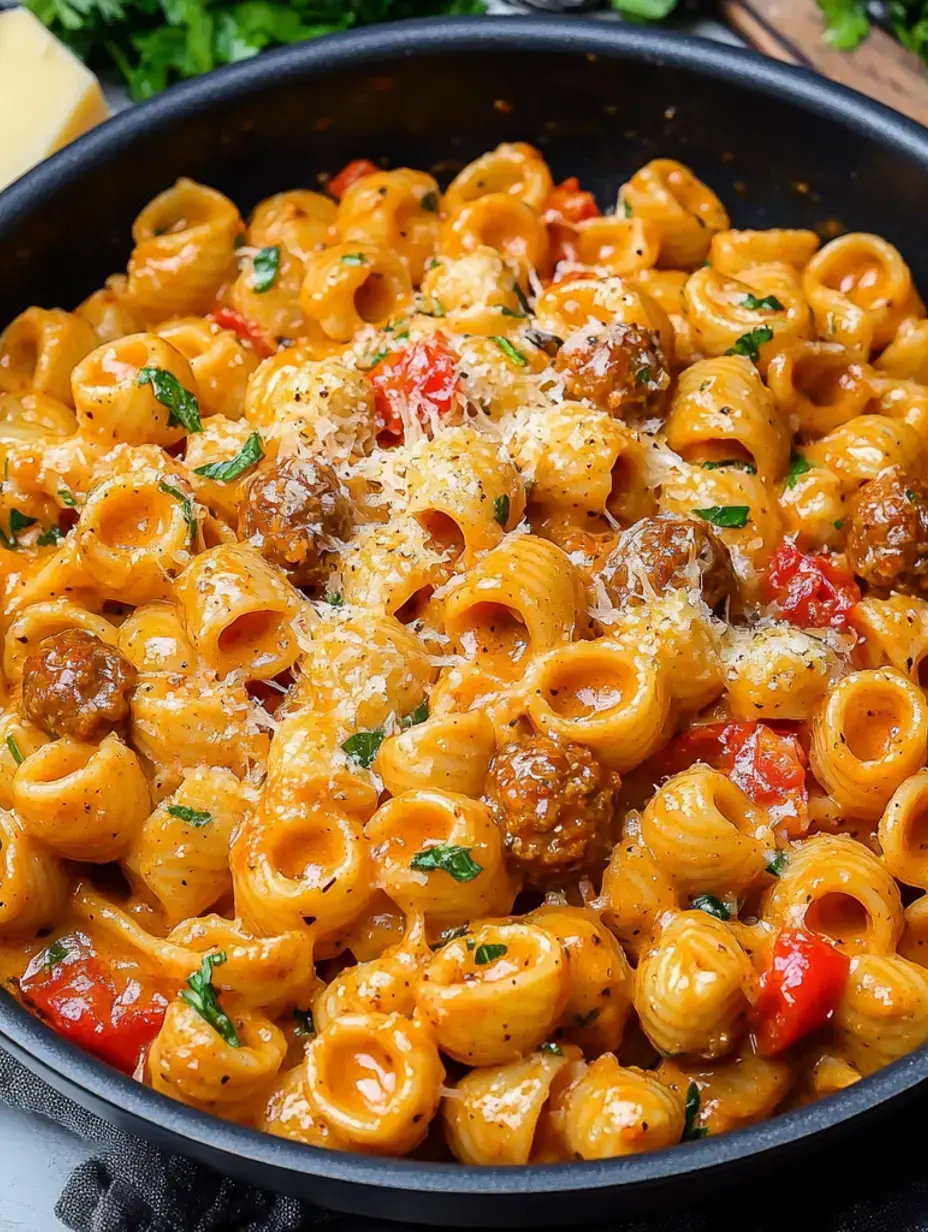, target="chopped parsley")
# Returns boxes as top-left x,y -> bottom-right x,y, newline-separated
420,191 -> 439,213
702,459 -> 757,474
401,701 -> 429,729
341,728 -> 385,769
474,943 -> 507,965
492,336 -> 528,367
682,1082 -> 709,1141
635,365 -> 652,385
293,1008 -> 315,1037
167,803 -> 212,826
409,844 -> 482,882
326,593 -> 345,607
42,939 -> 69,970
524,326 -> 563,357
180,952 -> 239,1047
725,325 -> 774,363
37,525 -> 64,547
57,488 -> 77,508
766,851 -> 788,877
158,482 -> 198,545
785,450 -> 812,489
500,305 -> 527,319
694,505 -> 749,530
741,292 -> 784,312
622,198 -> 633,217
691,894 -> 731,921
833,519 -> 845,531
539,1041 -> 564,1055
514,282 -> 533,316
5,735 -> 23,765
0,508 -> 38,549
194,432 -> 264,482
494,493 -> 510,526
138,367 -> 202,433
252,245 -> 280,293
340,252 -> 369,266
